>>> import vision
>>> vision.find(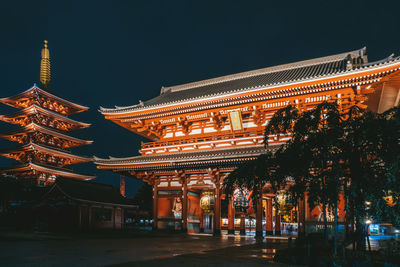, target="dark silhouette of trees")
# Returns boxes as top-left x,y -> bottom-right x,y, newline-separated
223,101 -> 400,252
0,174 -> 47,229
133,183 -> 153,214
